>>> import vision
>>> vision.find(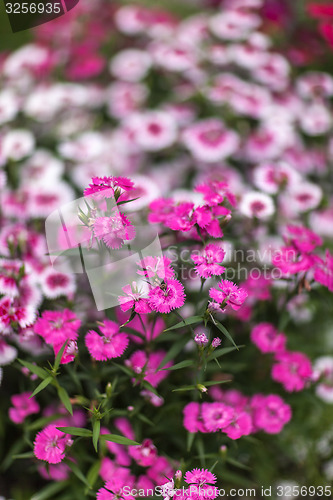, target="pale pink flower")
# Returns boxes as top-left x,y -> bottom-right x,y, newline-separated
299,102 -> 332,136
148,279 -> 185,313
286,182 -> 322,213
118,282 -> 151,314
313,356 -> 333,403
252,54 -> 289,91
9,392 -> 40,424
239,192 -> 275,219
93,212 -> 136,249
131,111 -> 177,151
210,10 -> 261,40
137,256 -> 175,280
296,71 -> 333,99
1,129 -> 35,161
183,119 -> 239,162
107,82 -> 147,119
194,333 -> 209,347
0,338 -> 17,366
110,49 -> 152,82
85,320 -> 128,361
252,162 -> 301,194
33,425 -> 72,464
